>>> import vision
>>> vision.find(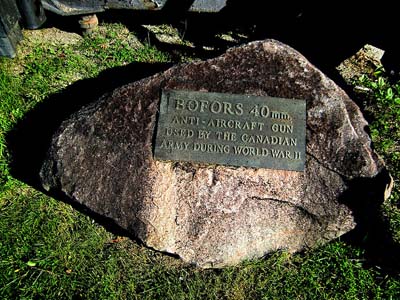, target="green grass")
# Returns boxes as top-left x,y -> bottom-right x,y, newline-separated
1,22 -> 400,299
358,71 -> 400,166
